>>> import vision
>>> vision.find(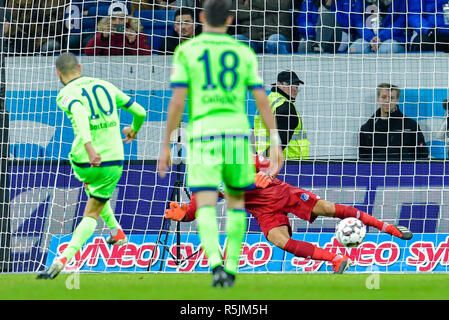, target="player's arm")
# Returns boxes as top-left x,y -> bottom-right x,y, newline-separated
165,192 -> 226,222
254,154 -> 275,188
251,88 -> 284,176
115,91 -> 147,143
164,194 -> 196,222
70,101 -> 101,167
